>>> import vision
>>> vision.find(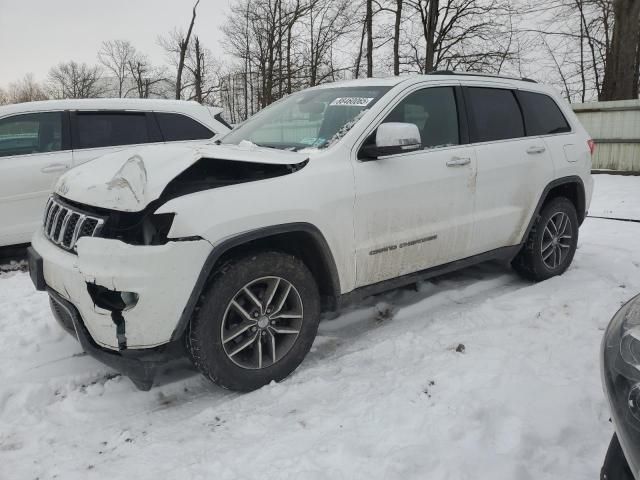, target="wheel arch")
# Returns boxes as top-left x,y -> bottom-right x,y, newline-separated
171,222 -> 341,341
521,176 -> 586,244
